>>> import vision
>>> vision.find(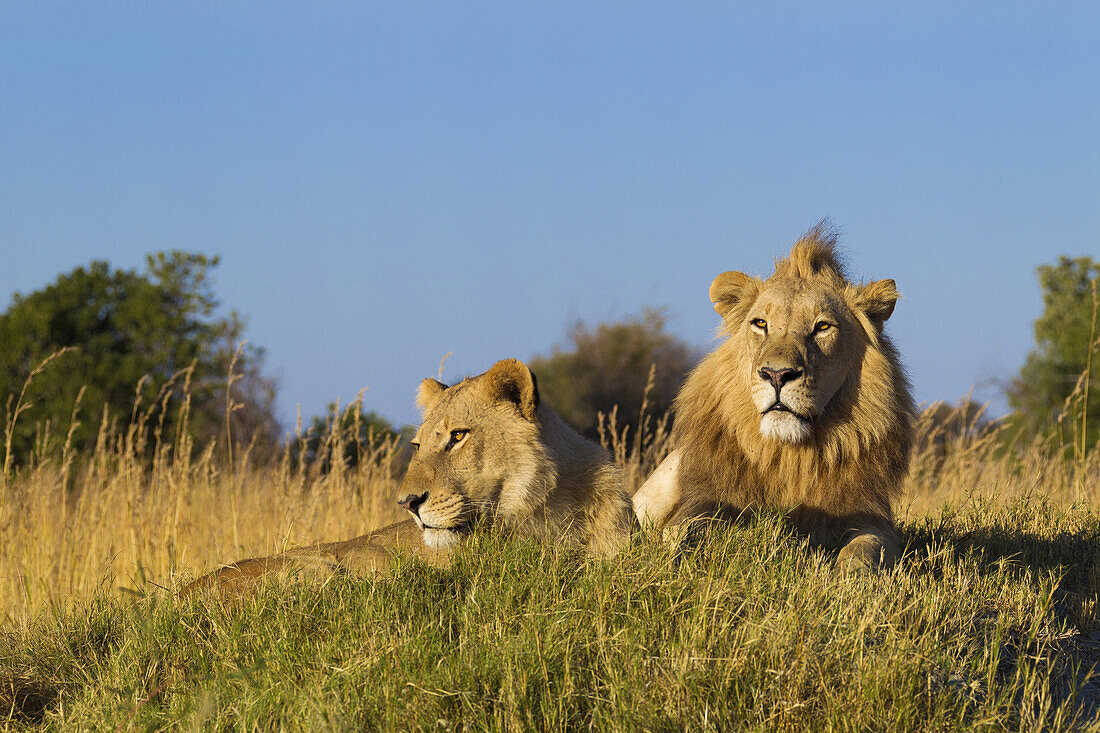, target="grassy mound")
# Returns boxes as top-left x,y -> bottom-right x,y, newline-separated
2,499 -> 1097,731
